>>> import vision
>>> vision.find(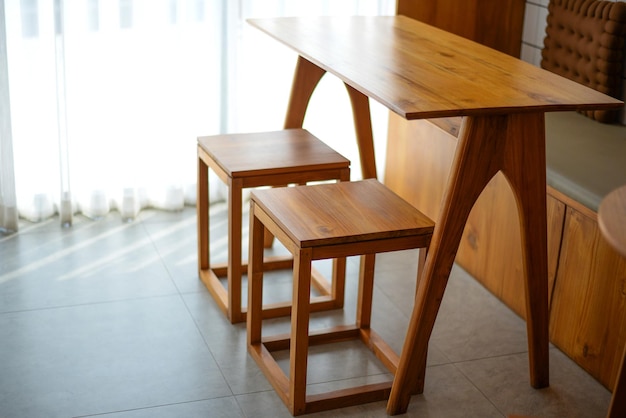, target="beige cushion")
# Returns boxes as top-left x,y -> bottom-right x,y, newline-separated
546,111 -> 626,210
